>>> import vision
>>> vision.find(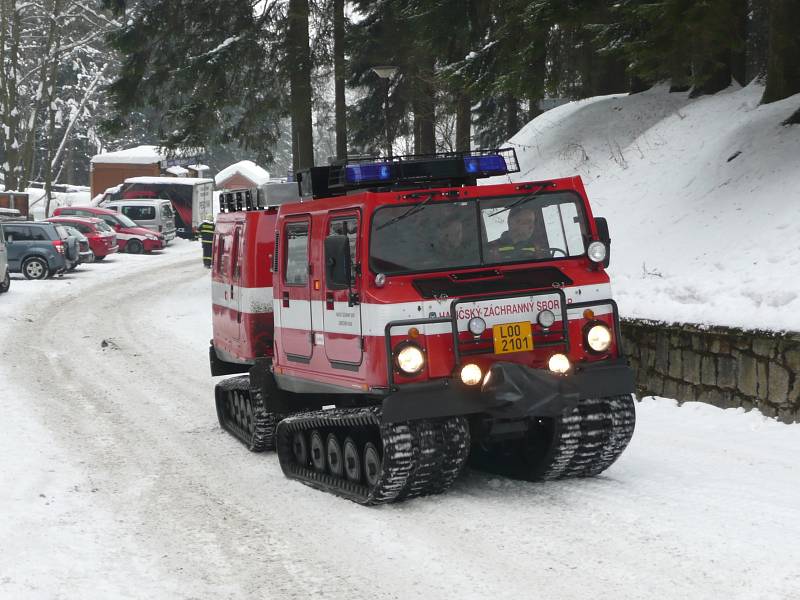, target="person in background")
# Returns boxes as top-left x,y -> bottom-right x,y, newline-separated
199,215 -> 215,268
